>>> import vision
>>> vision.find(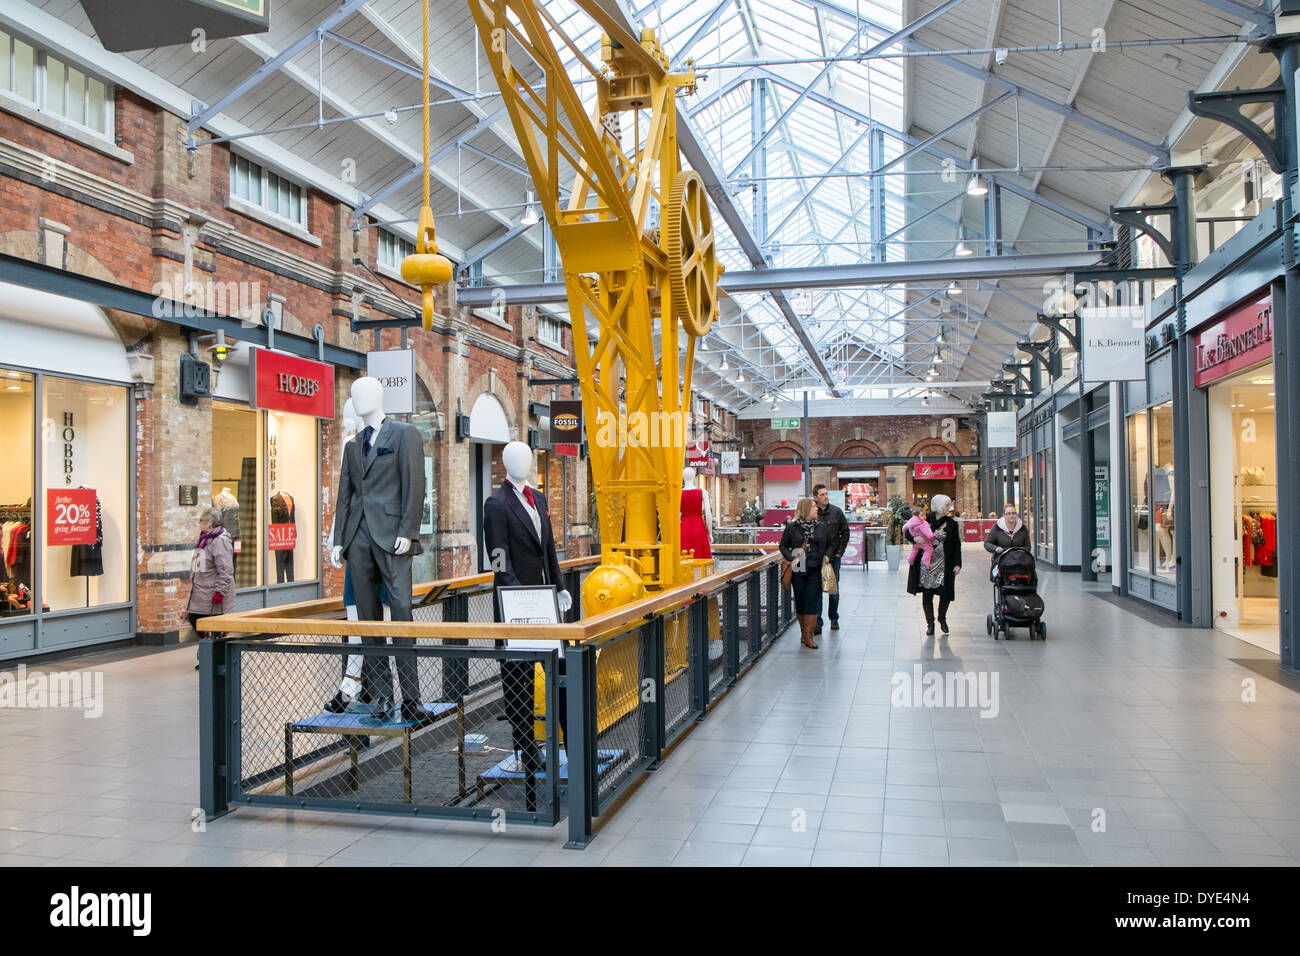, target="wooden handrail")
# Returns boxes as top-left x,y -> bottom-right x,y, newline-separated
201,550 -> 782,644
